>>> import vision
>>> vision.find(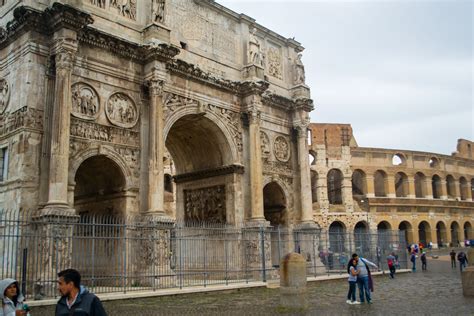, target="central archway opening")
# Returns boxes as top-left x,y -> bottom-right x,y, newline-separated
165,114 -> 235,224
